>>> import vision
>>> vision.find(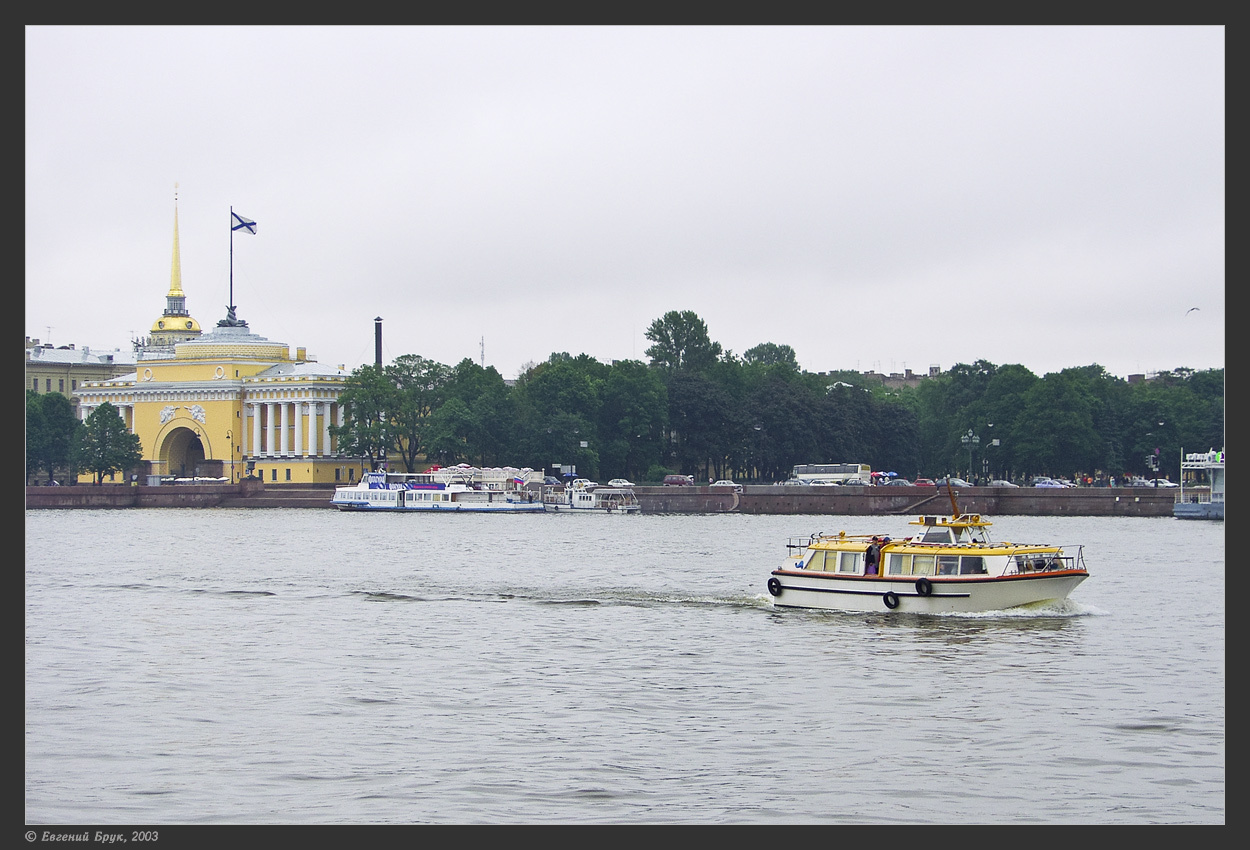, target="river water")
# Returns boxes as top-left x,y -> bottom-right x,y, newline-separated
25,509 -> 1224,824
